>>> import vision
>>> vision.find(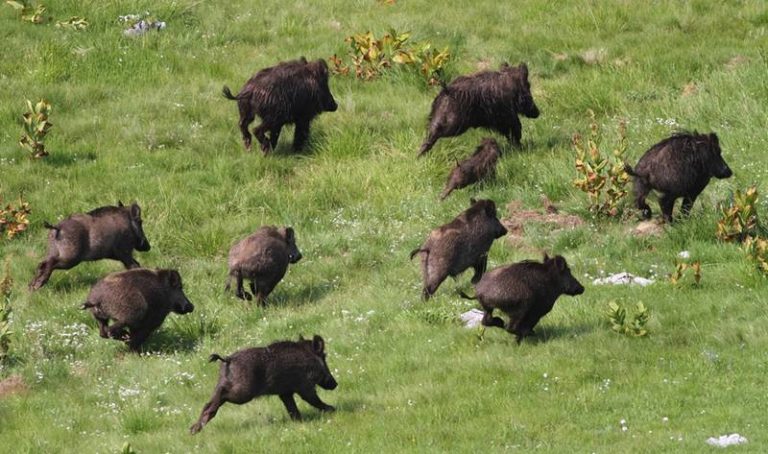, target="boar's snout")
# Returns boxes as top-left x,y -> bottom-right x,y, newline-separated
493,220 -> 508,238
320,372 -> 338,391
564,276 -> 585,296
322,91 -> 338,113
173,297 -> 194,314
136,236 -> 151,252
288,250 -> 302,264
522,98 -> 540,119
714,161 -> 733,179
